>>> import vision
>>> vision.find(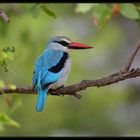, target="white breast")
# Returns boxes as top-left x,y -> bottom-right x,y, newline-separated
49,57 -> 71,89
